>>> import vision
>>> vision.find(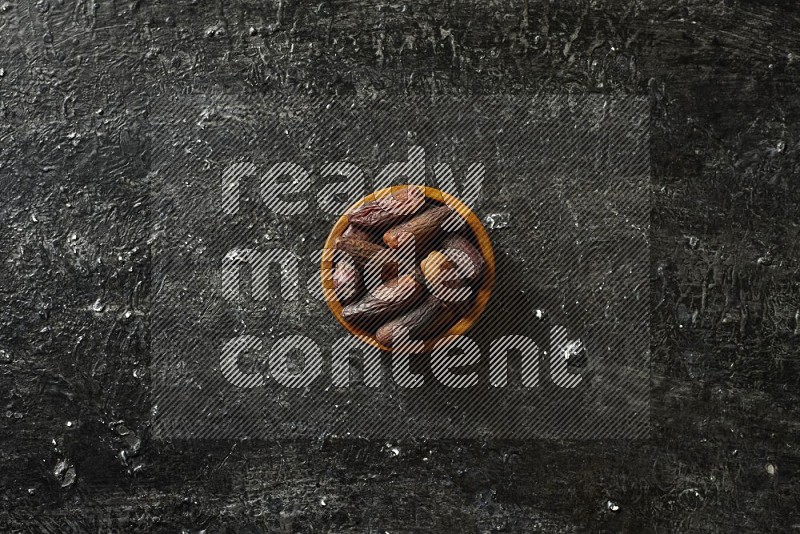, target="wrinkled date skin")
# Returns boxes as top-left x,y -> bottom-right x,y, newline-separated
442,234 -> 485,284
347,186 -> 426,229
332,262 -> 363,305
375,294 -> 461,348
383,205 -> 456,249
420,250 -> 462,288
335,236 -> 402,283
335,236 -> 388,269
341,274 -> 425,329
341,224 -> 374,242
